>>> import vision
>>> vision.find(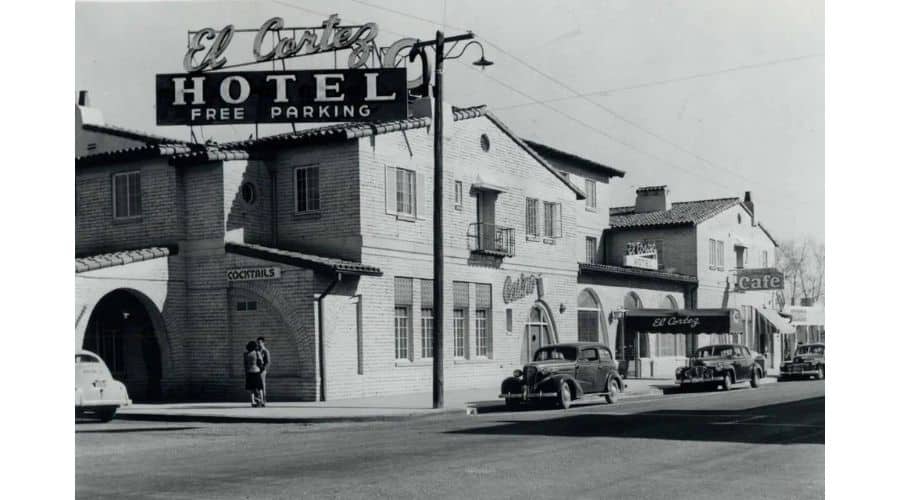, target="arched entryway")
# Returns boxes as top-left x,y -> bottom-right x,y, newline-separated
83,289 -> 165,402
577,289 -> 609,345
618,292 -> 643,377
523,302 -> 557,363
